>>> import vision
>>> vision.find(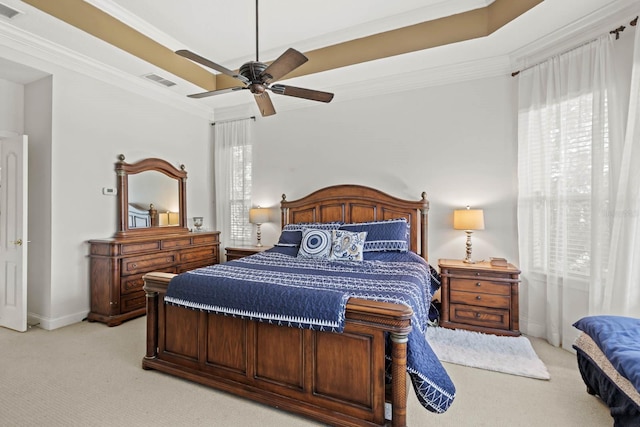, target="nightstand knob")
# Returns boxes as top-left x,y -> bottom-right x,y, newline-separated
131,263 -> 137,269
476,282 -> 481,287
476,313 -> 481,318
476,295 -> 482,300
476,272 -> 481,276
